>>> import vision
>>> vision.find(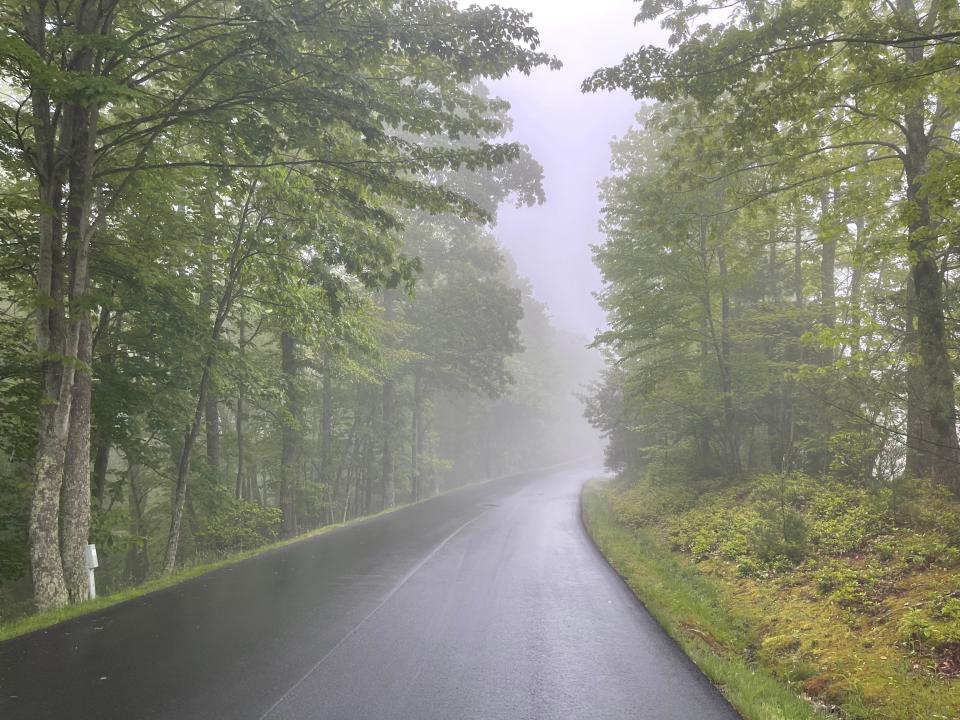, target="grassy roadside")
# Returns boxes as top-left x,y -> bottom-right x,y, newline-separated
0,496 -> 419,644
0,460 -> 587,644
582,476 -> 960,720
581,479 -> 829,720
